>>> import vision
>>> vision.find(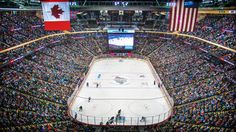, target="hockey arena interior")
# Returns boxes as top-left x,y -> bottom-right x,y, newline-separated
0,0 -> 236,131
